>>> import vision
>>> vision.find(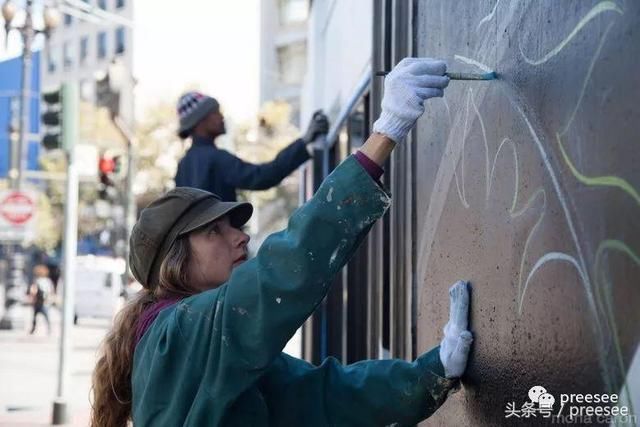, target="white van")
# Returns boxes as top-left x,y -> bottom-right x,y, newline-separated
74,256 -> 126,324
